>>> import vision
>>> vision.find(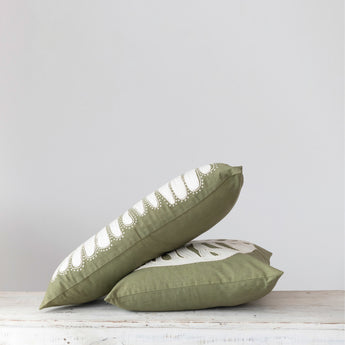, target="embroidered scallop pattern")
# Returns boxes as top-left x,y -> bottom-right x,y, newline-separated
170,176 -> 187,200
58,256 -> 70,273
146,192 -> 159,208
122,211 -> 134,226
133,200 -> 145,215
158,183 -> 176,205
51,163 -> 218,281
96,228 -> 110,249
183,169 -> 200,191
84,235 -> 96,257
109,219 -> 122,238
71,245 -> 83,267
199,164 -> 211,174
